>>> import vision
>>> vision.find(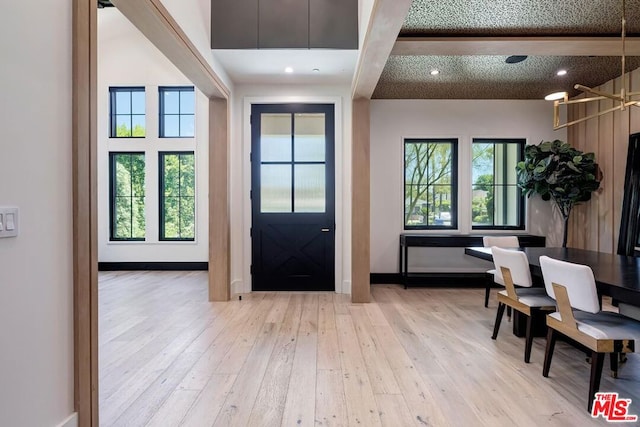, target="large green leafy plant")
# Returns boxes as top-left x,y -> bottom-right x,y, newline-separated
516,140 -> 600,247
